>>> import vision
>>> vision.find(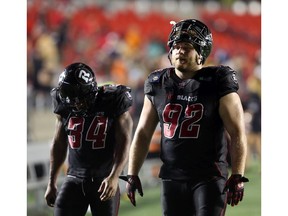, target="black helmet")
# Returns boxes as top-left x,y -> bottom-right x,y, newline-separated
167,19 -> 213,64
57,62 -> 97,114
